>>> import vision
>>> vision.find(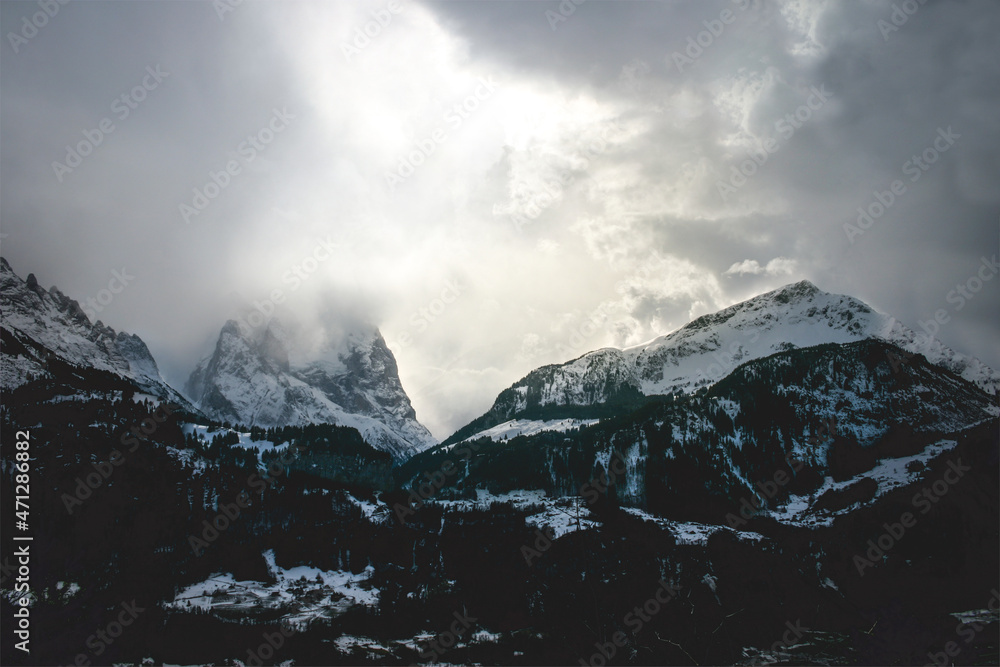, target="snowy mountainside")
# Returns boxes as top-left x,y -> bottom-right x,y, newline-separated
0,257 -> 193,409
410,339 -> 997,521
186,316 -> 436,460
457,418 -> 600,444
631,280 -> 997,395
449,280 -> 998,443
712,340 -> 999,447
